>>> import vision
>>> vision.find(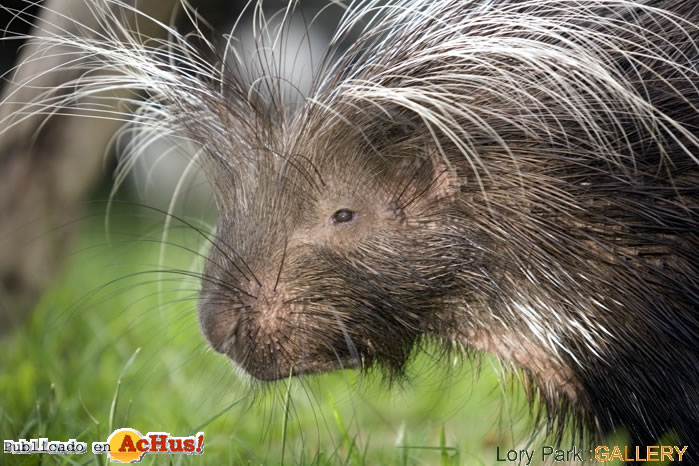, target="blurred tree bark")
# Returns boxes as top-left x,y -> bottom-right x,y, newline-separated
0,0 -> 179,335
